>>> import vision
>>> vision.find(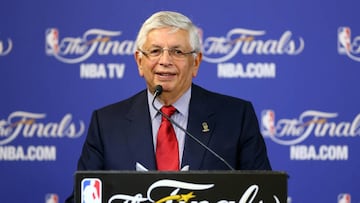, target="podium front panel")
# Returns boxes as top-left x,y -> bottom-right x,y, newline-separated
75,171 -> 287,203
